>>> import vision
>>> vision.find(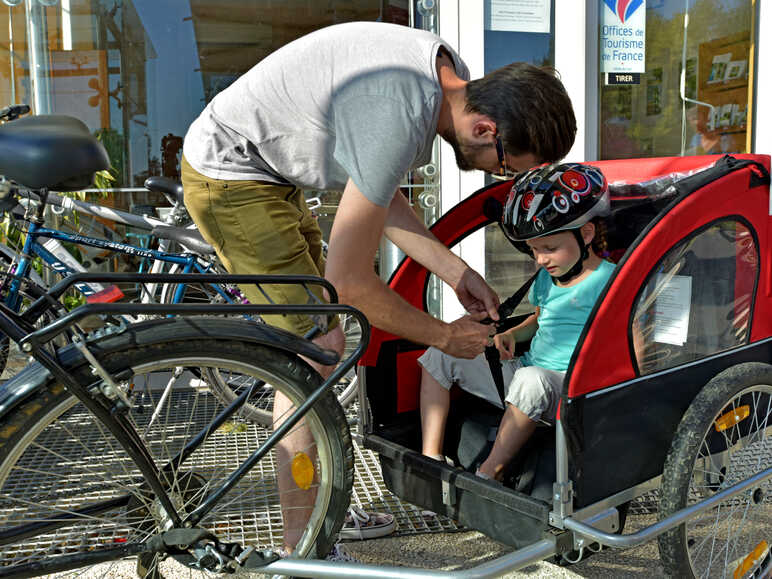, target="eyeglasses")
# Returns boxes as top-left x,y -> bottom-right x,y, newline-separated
491,135 -> 519,181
